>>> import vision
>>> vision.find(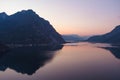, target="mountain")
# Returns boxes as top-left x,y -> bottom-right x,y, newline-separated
0,12 -> 8,20
62,34 -> 88,42
87,25 -> 120,44
0,9 -> 65,45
